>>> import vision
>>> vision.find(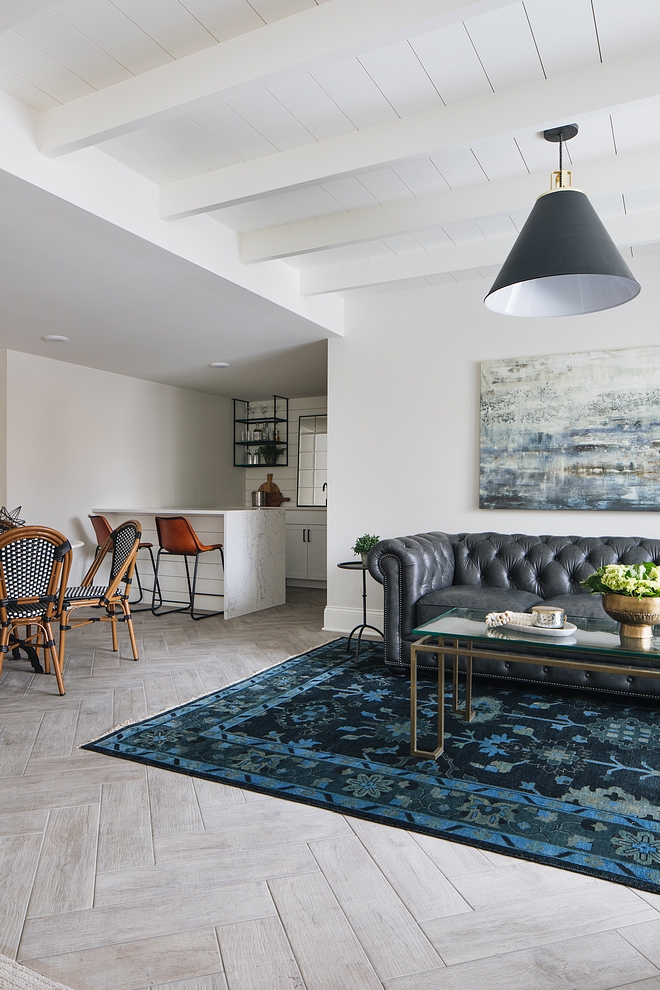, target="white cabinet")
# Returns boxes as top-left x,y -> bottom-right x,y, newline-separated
306,525 -> 327,581
286,525 -> 308,581
286,522 -> 327,584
